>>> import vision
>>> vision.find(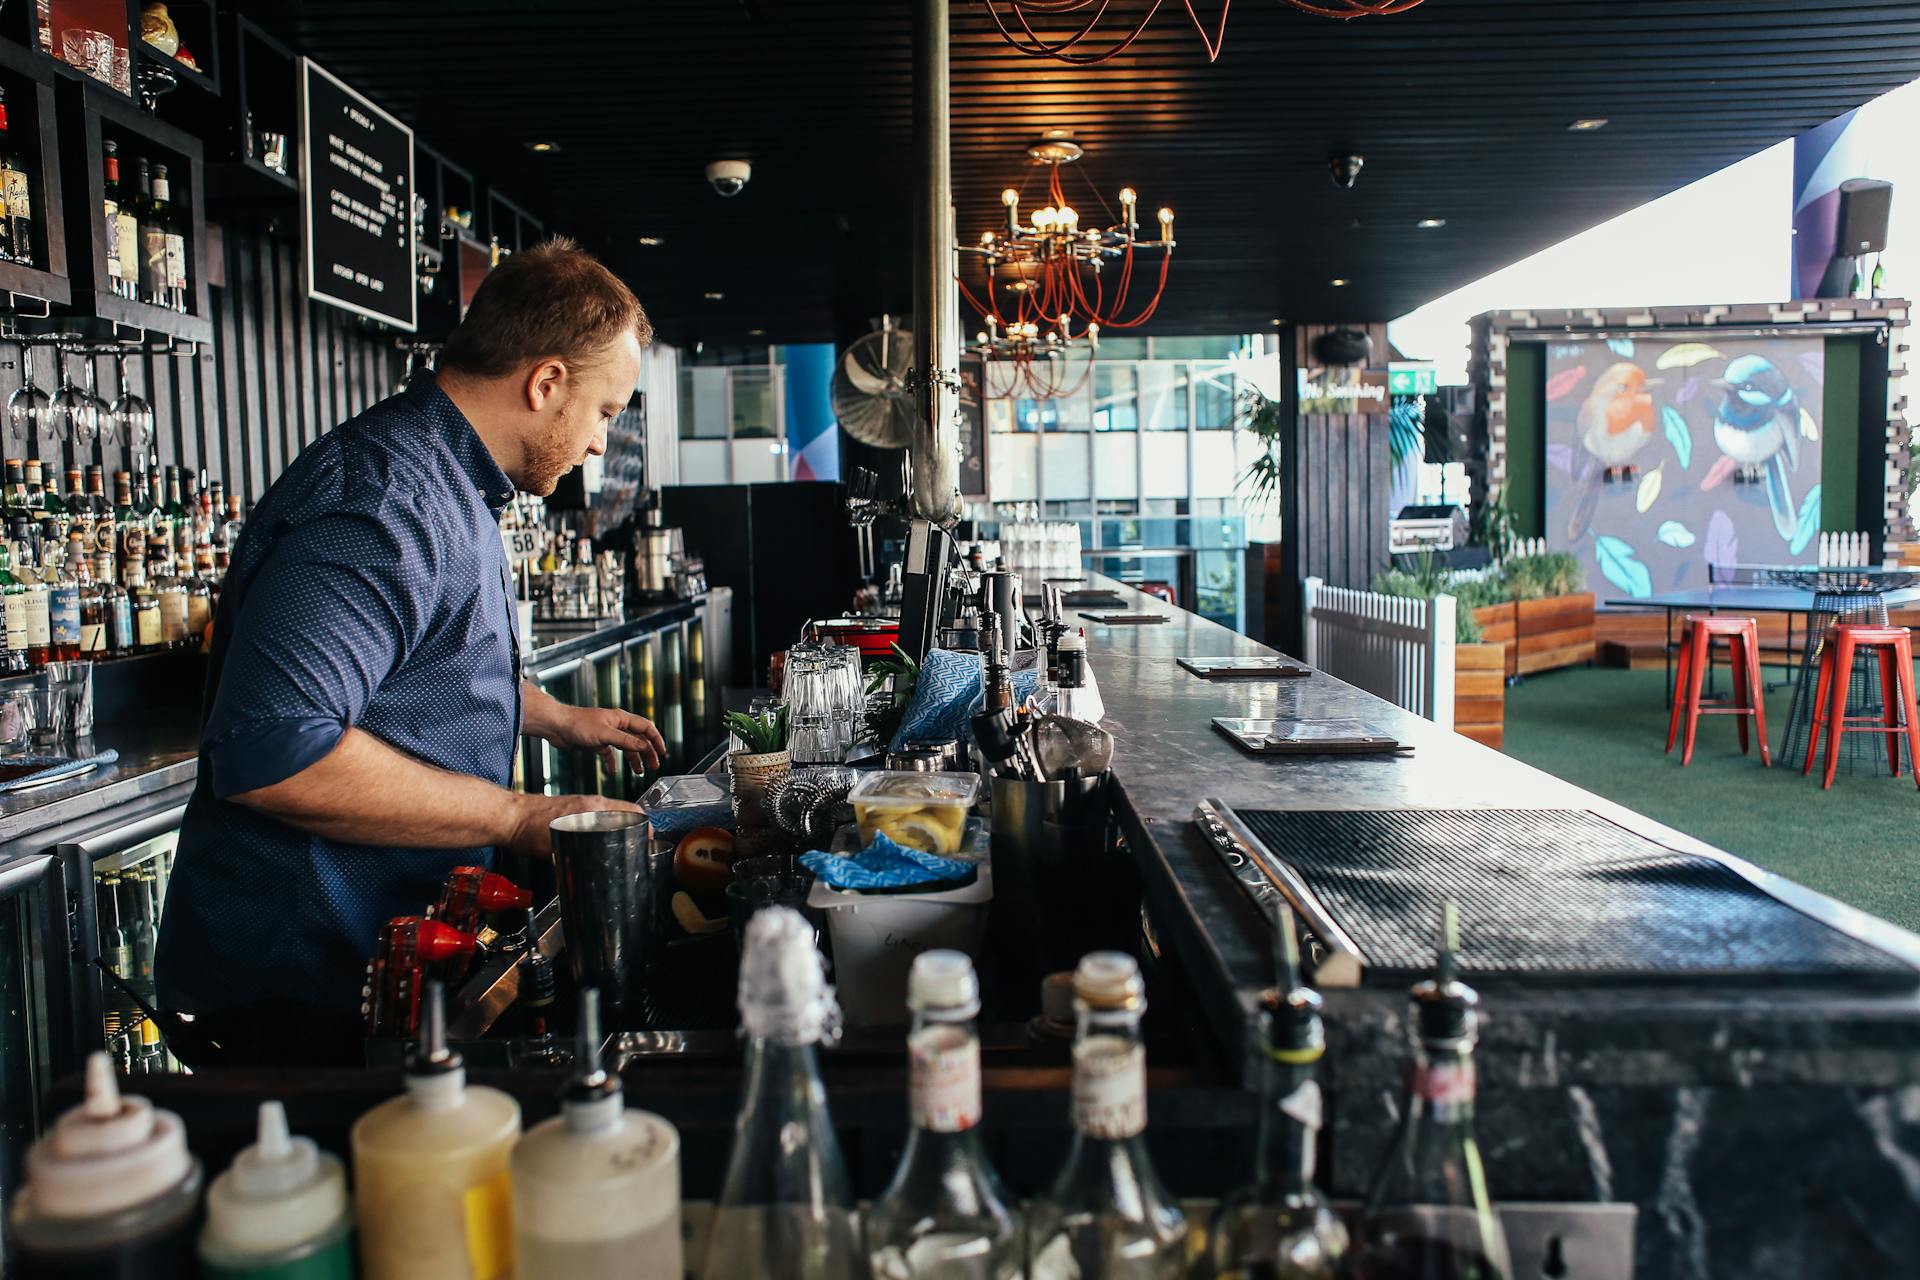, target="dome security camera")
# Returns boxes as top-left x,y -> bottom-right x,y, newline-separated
706,159 -> 752,197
